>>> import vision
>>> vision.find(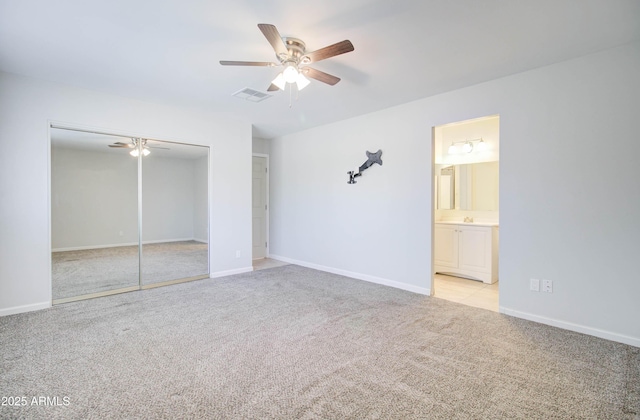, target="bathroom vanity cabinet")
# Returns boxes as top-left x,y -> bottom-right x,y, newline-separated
434,222 -> 499,284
